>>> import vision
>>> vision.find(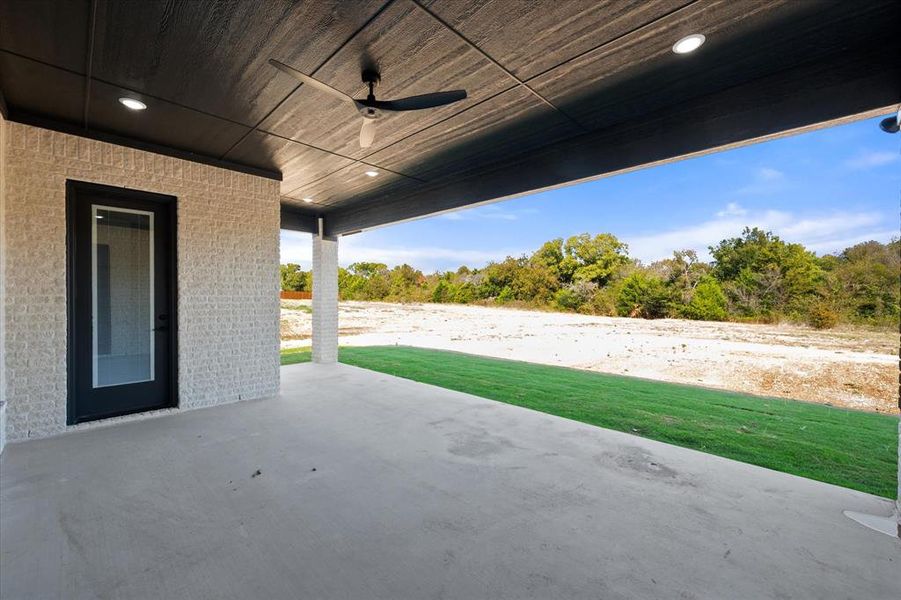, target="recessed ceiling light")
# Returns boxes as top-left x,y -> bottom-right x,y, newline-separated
364,170 -> 379,177
672,34 -> 705,55
118,97 -> 147,110
302,197 -> 314,203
